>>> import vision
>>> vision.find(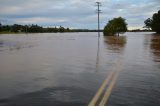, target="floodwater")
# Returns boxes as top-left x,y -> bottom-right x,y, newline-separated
0,32 -> 160,106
